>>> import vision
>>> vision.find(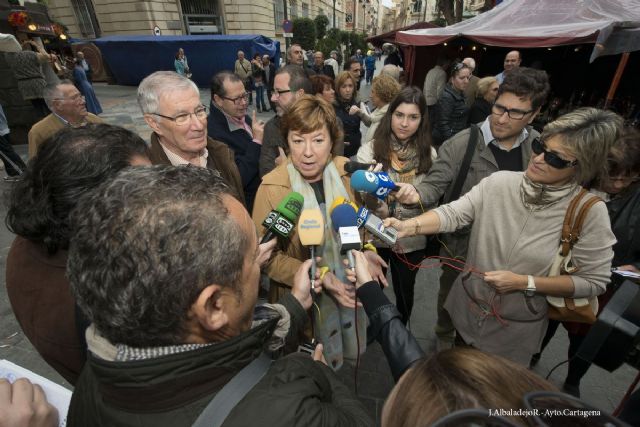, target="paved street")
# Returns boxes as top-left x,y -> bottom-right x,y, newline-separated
0,62 -> 636,425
